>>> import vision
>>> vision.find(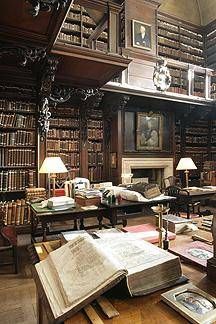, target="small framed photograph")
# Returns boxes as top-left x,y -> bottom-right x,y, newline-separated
132,19 -> 152,50
136,112 -> 163,151
110,152 -> 117,168
161,283 -> 216,324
